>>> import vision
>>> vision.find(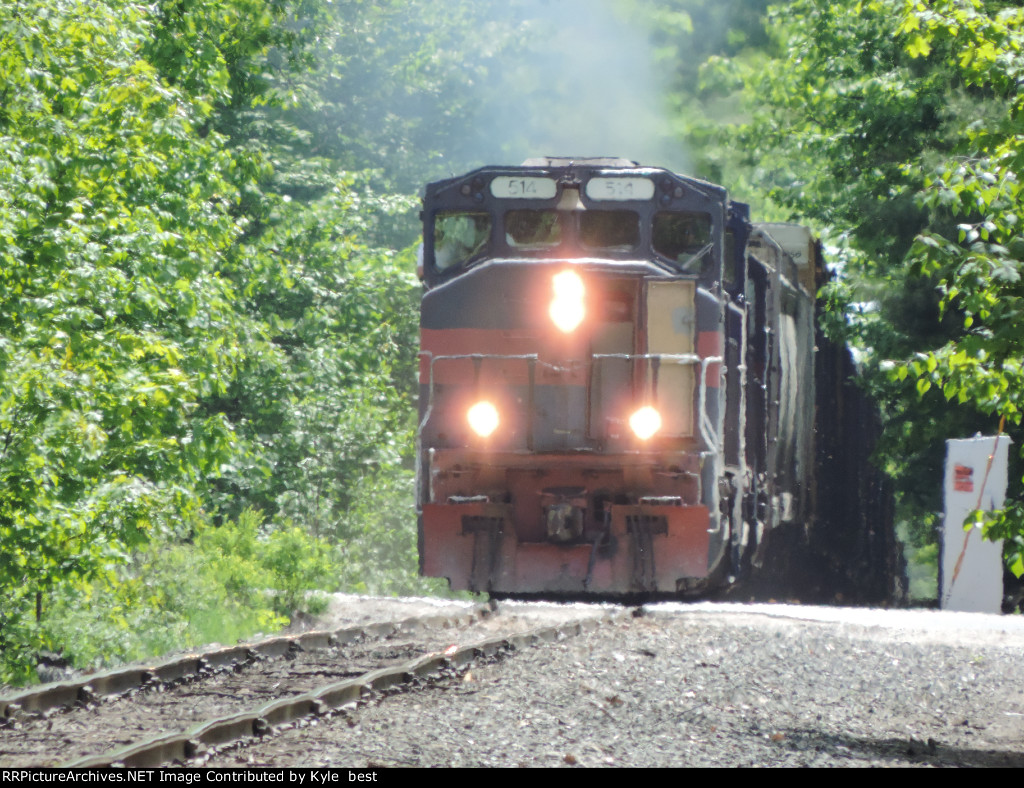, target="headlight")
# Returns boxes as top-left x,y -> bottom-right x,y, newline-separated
467,401 -> 500,438
549,270 -> 585,333
629,406 -> 662,440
